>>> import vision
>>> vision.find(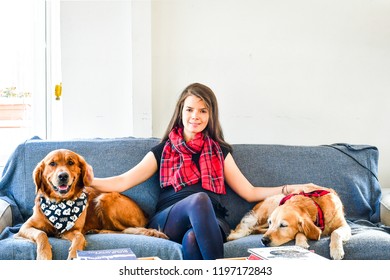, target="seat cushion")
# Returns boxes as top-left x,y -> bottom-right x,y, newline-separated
1,233 -> 182,260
